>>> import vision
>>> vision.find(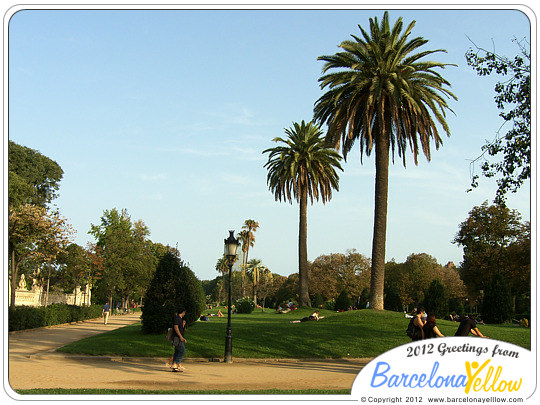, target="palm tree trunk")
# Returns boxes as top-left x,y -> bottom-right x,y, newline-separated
241,253 -> 247,297
299,189 -> 311,307
370,133 -> 390,310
